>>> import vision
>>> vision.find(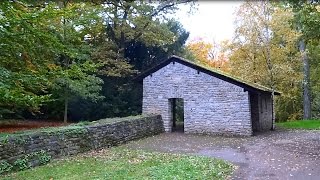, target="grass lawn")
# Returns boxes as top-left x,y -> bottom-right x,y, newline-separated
276,120 -> 320,130
0,148 -> 233,180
